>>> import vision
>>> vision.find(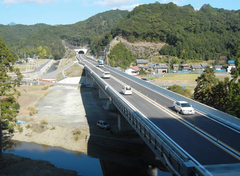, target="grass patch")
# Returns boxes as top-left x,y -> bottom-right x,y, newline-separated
73,130 -> 81,135
51,126 -> 55,130
26,124 -> 31,129
64,63 -> 83,77
159,74 -> 199,81
41,120 -> 48,125
74,136 -> 79,141
56,72 -> 65,82
42,86 -> 49,90
28,107 -> 38,116
17,124 -> 23,133
73,129 -> 81,141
